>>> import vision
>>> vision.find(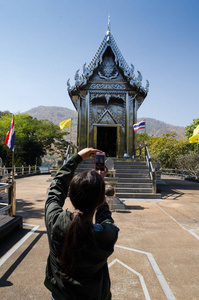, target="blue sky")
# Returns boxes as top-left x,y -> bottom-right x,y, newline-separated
0,0 -> 198,127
